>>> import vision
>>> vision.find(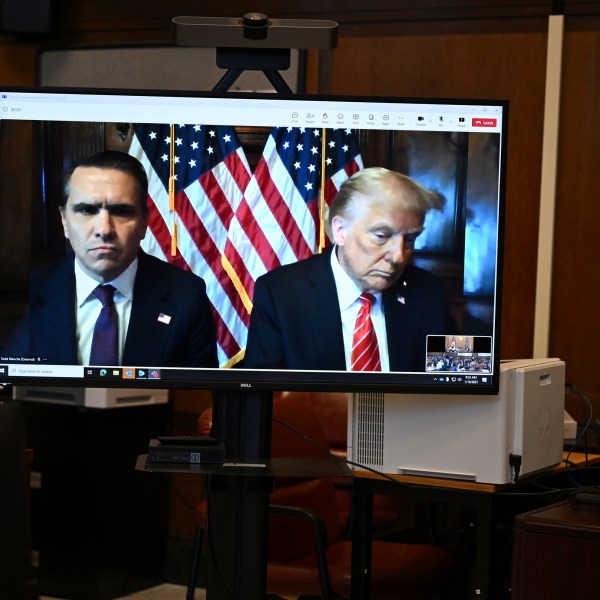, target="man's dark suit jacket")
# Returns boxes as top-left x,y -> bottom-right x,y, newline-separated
4,251 -> 218,368
244,249 -> 455,372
